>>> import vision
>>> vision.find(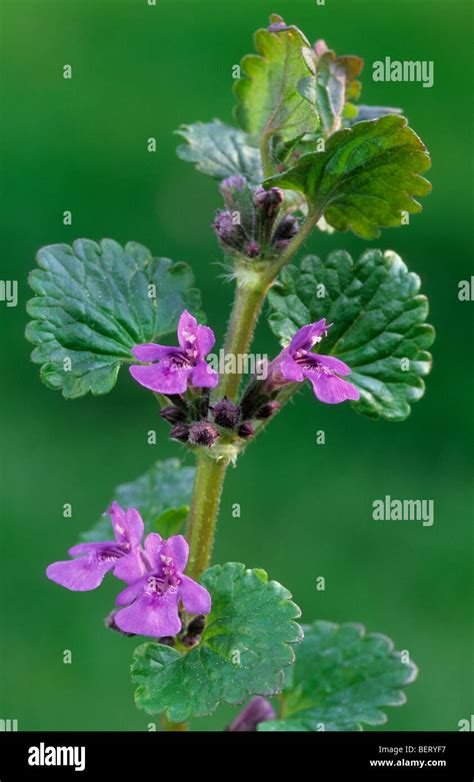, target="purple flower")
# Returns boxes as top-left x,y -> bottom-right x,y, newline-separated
46,502 -> 146,591
227,697 -> 277,731
129,310 -> 218,395
114,533 -> 211,638
269,320 -> 360,404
